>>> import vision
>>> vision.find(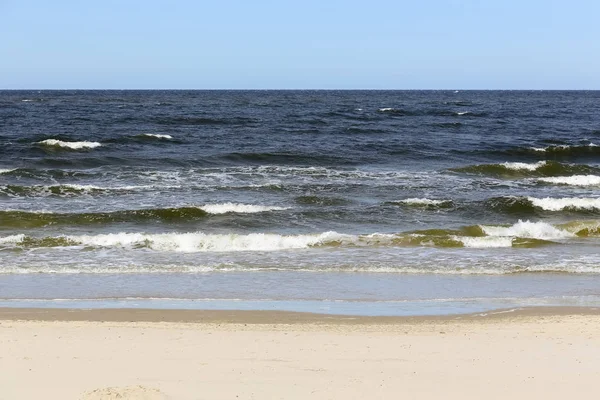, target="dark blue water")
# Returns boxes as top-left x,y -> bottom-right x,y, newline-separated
2,90 -> 600,315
